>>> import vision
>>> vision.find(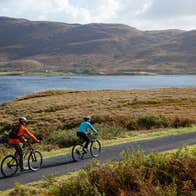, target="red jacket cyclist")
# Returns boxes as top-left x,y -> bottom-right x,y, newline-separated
8,117 -> 39,172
